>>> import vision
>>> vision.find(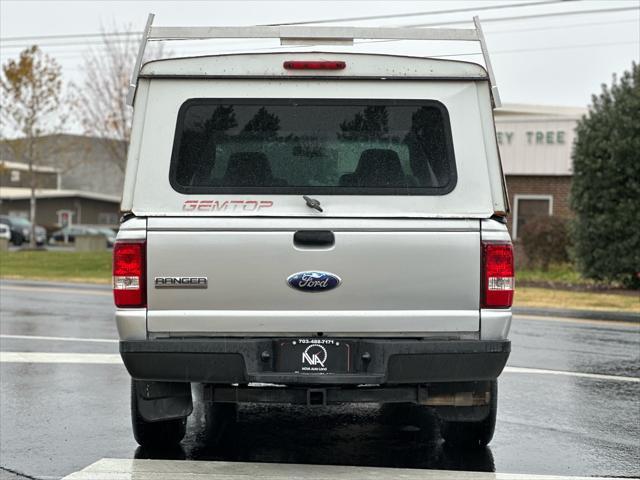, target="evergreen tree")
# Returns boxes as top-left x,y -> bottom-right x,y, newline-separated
571,62 -> 640,288
338,106 -> 389,141
240,107 -> 280,139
